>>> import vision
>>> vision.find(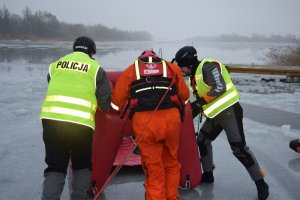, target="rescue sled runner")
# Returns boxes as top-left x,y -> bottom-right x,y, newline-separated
90,71 -> 202,193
